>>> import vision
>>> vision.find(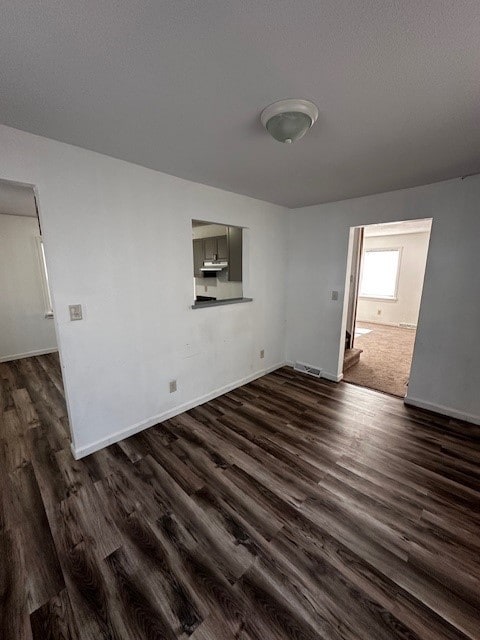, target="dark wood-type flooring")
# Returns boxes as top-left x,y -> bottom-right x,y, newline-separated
1,355 -> 480,639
